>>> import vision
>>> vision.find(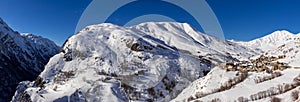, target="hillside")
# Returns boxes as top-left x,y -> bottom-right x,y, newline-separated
173,31 -> 300,102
